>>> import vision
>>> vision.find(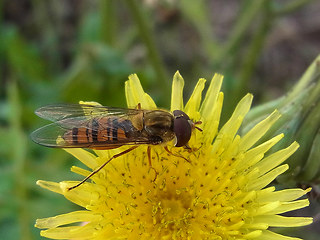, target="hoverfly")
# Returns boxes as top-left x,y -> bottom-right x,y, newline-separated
31,103 -> 202,190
